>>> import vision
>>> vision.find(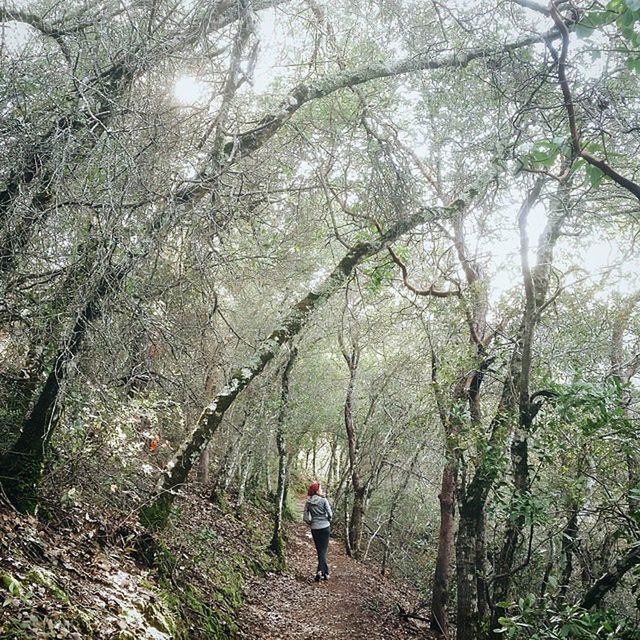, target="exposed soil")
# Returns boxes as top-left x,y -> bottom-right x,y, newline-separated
236,499 -> 435,639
